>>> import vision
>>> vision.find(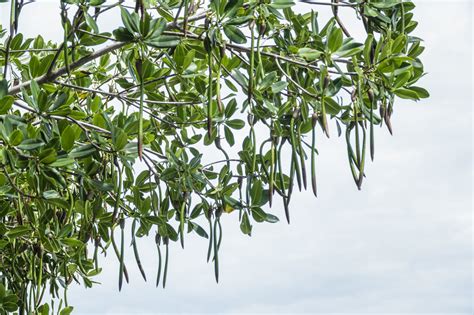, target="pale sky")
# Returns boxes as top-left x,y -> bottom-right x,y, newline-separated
0,1 -> 472,314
